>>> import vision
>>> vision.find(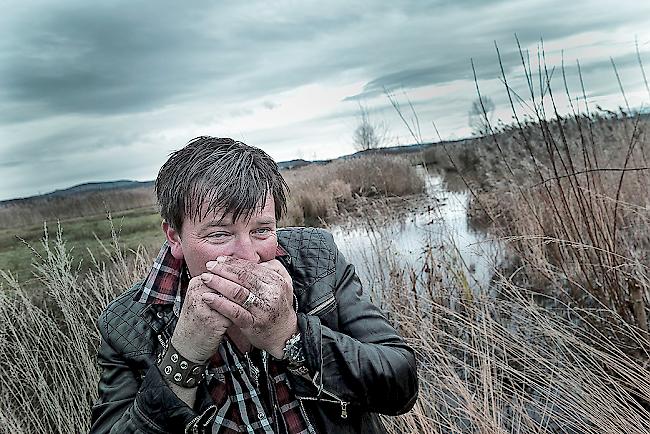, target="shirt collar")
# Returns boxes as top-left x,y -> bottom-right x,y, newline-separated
135,240 -> 289,316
